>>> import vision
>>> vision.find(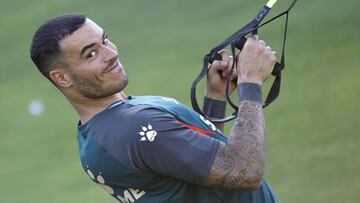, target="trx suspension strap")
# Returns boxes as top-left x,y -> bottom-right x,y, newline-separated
191,0 -> 299,123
